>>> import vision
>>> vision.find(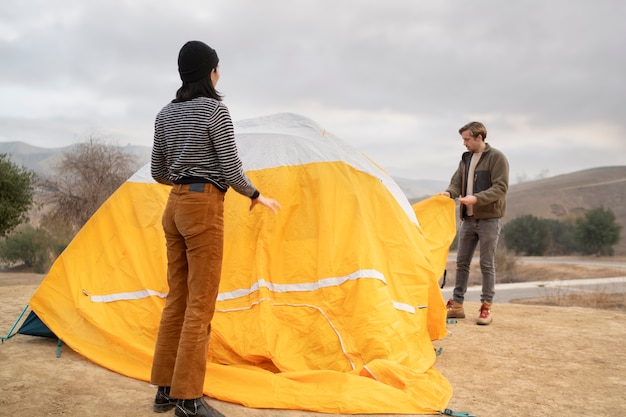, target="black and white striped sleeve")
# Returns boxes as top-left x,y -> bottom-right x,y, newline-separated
208,103 -> 259,198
